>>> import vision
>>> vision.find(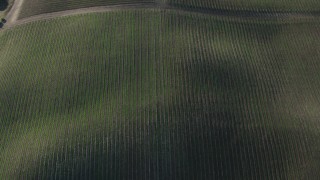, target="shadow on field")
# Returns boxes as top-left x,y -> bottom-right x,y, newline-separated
160,55 -> 308,179
2,14 -> 317,179
24,104 -> 312,179
21,54 -> 314,179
